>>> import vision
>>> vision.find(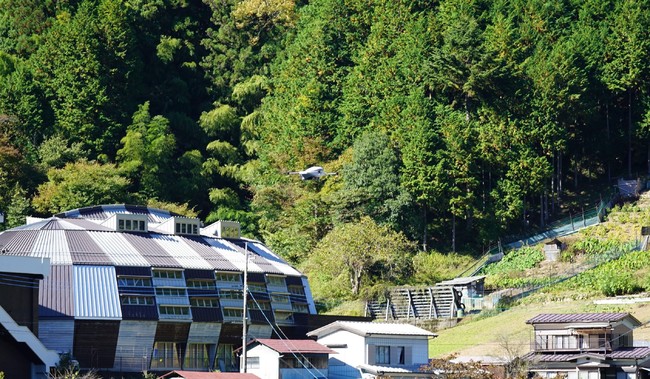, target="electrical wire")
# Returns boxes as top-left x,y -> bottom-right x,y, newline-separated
247,289 -> 327,378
